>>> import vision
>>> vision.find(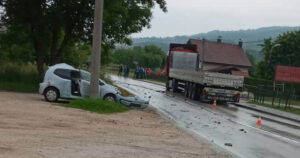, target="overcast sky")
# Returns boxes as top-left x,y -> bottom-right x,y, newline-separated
131,0 -> 300,38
